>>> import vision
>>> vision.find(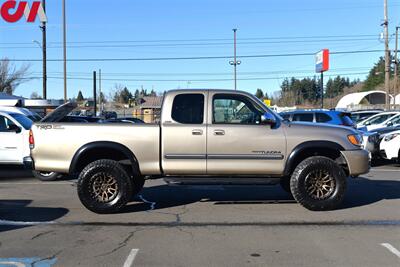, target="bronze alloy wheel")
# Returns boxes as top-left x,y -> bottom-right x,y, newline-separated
304,169 -> 336,200
90,172 -> 119,203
